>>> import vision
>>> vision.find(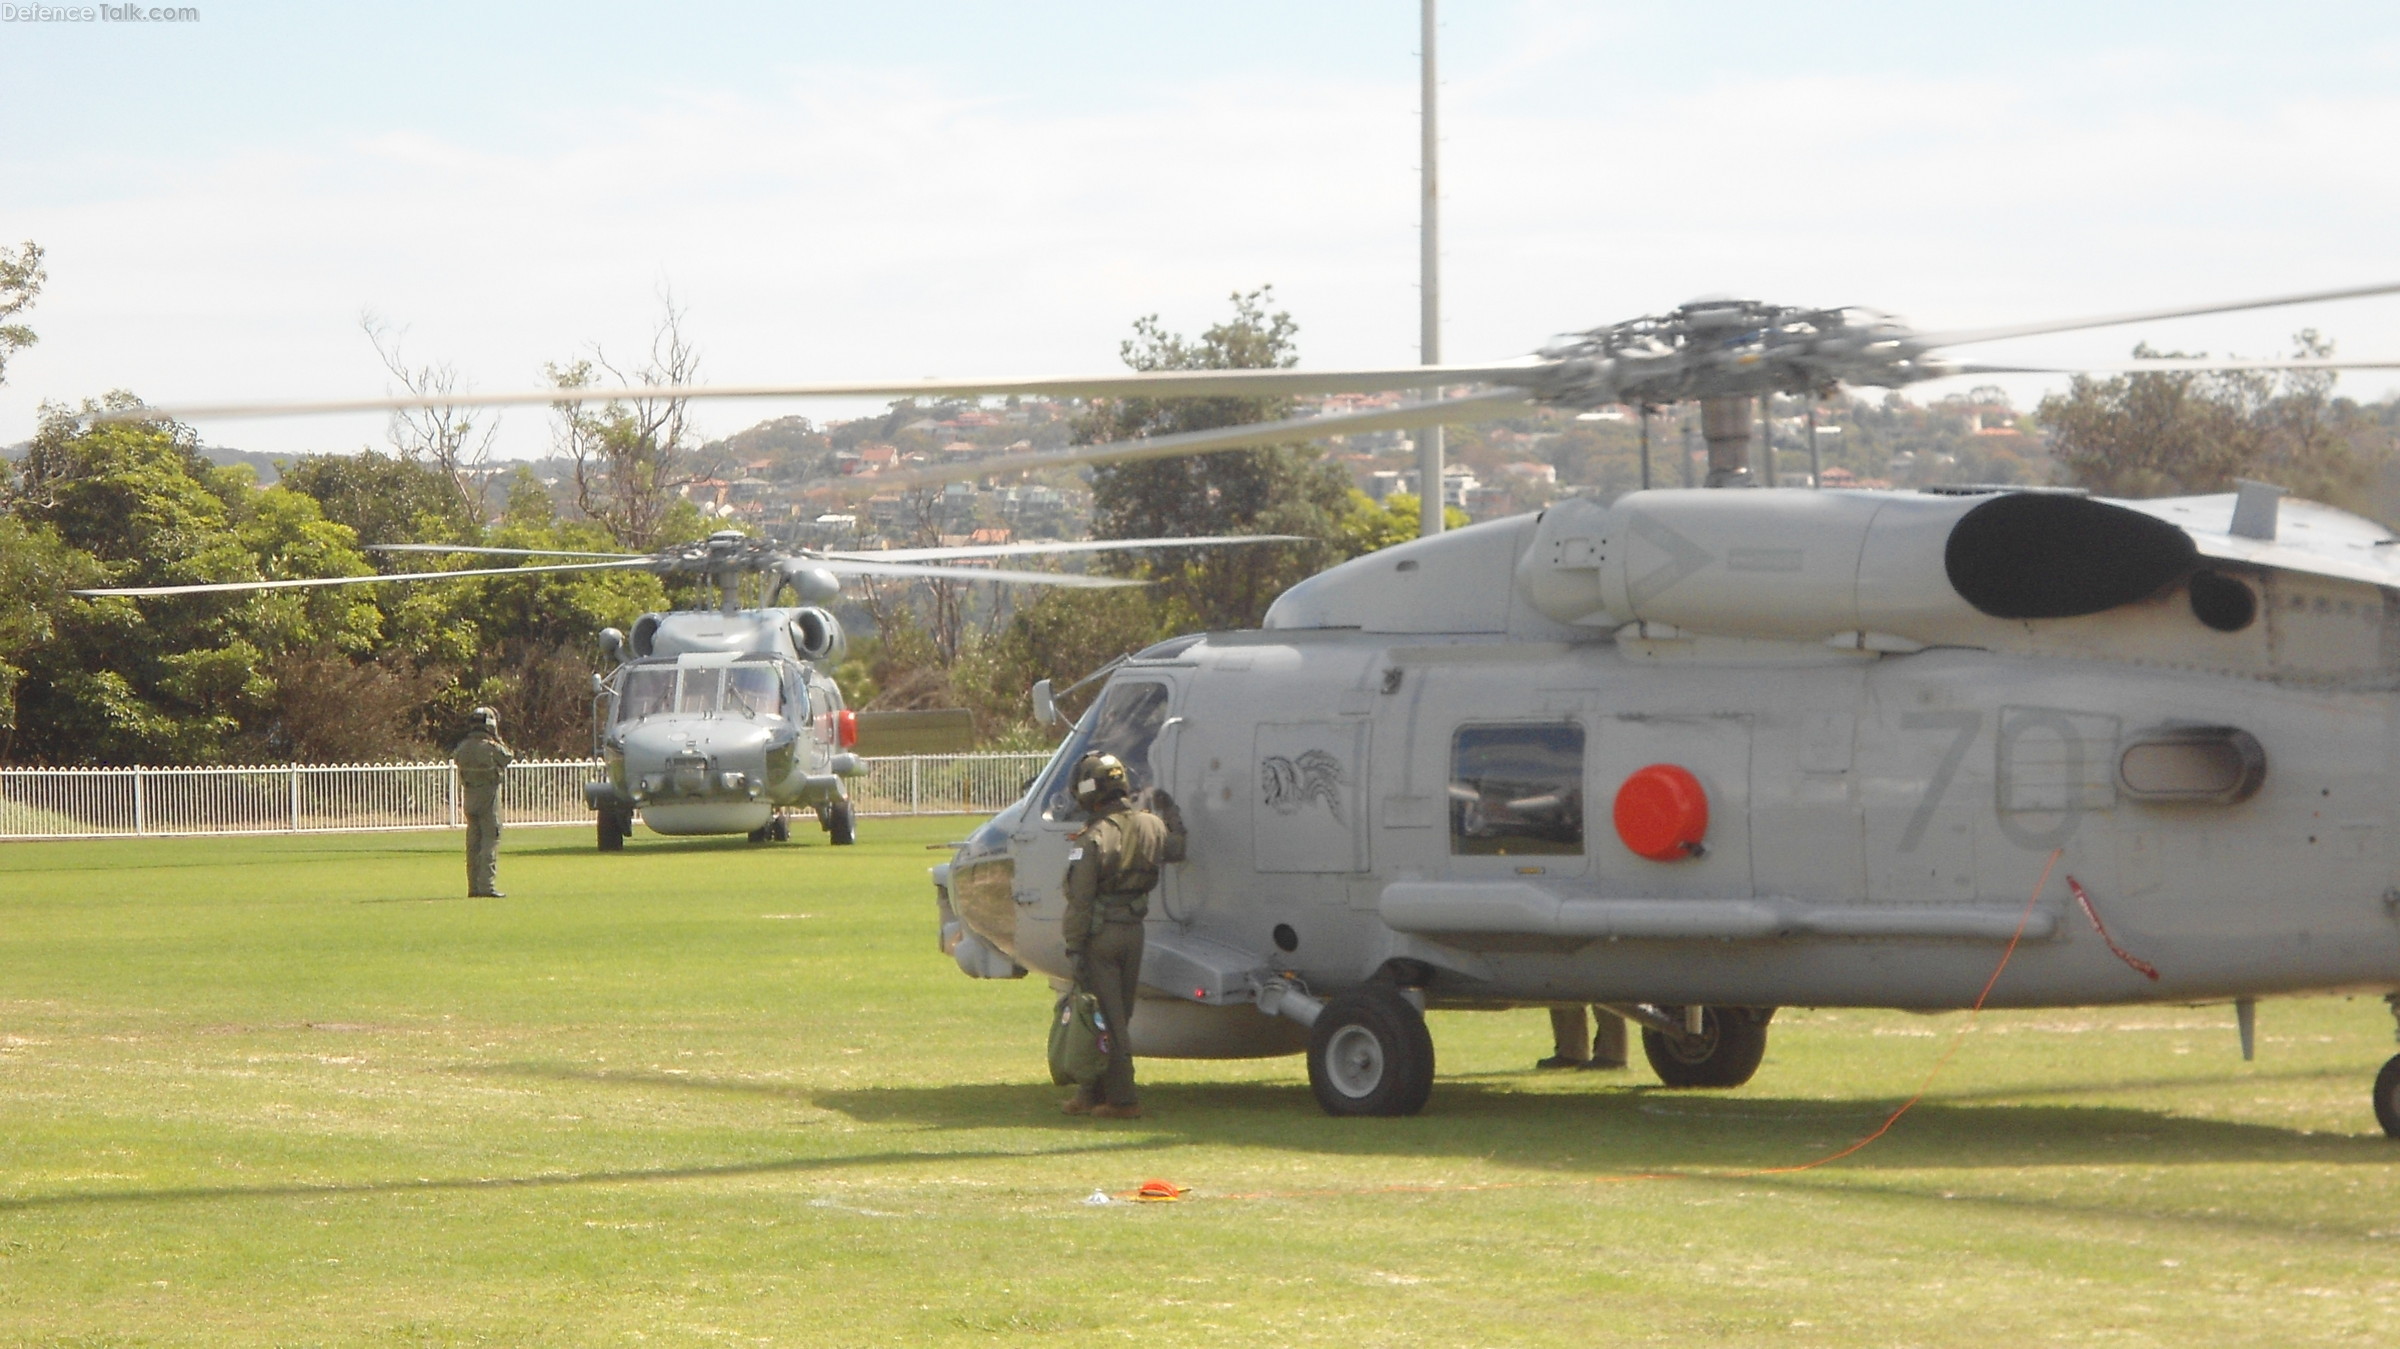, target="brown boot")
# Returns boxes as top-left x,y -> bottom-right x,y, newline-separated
1060,1094 -> 1094,1116
1089,1102 -> 1144,1120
